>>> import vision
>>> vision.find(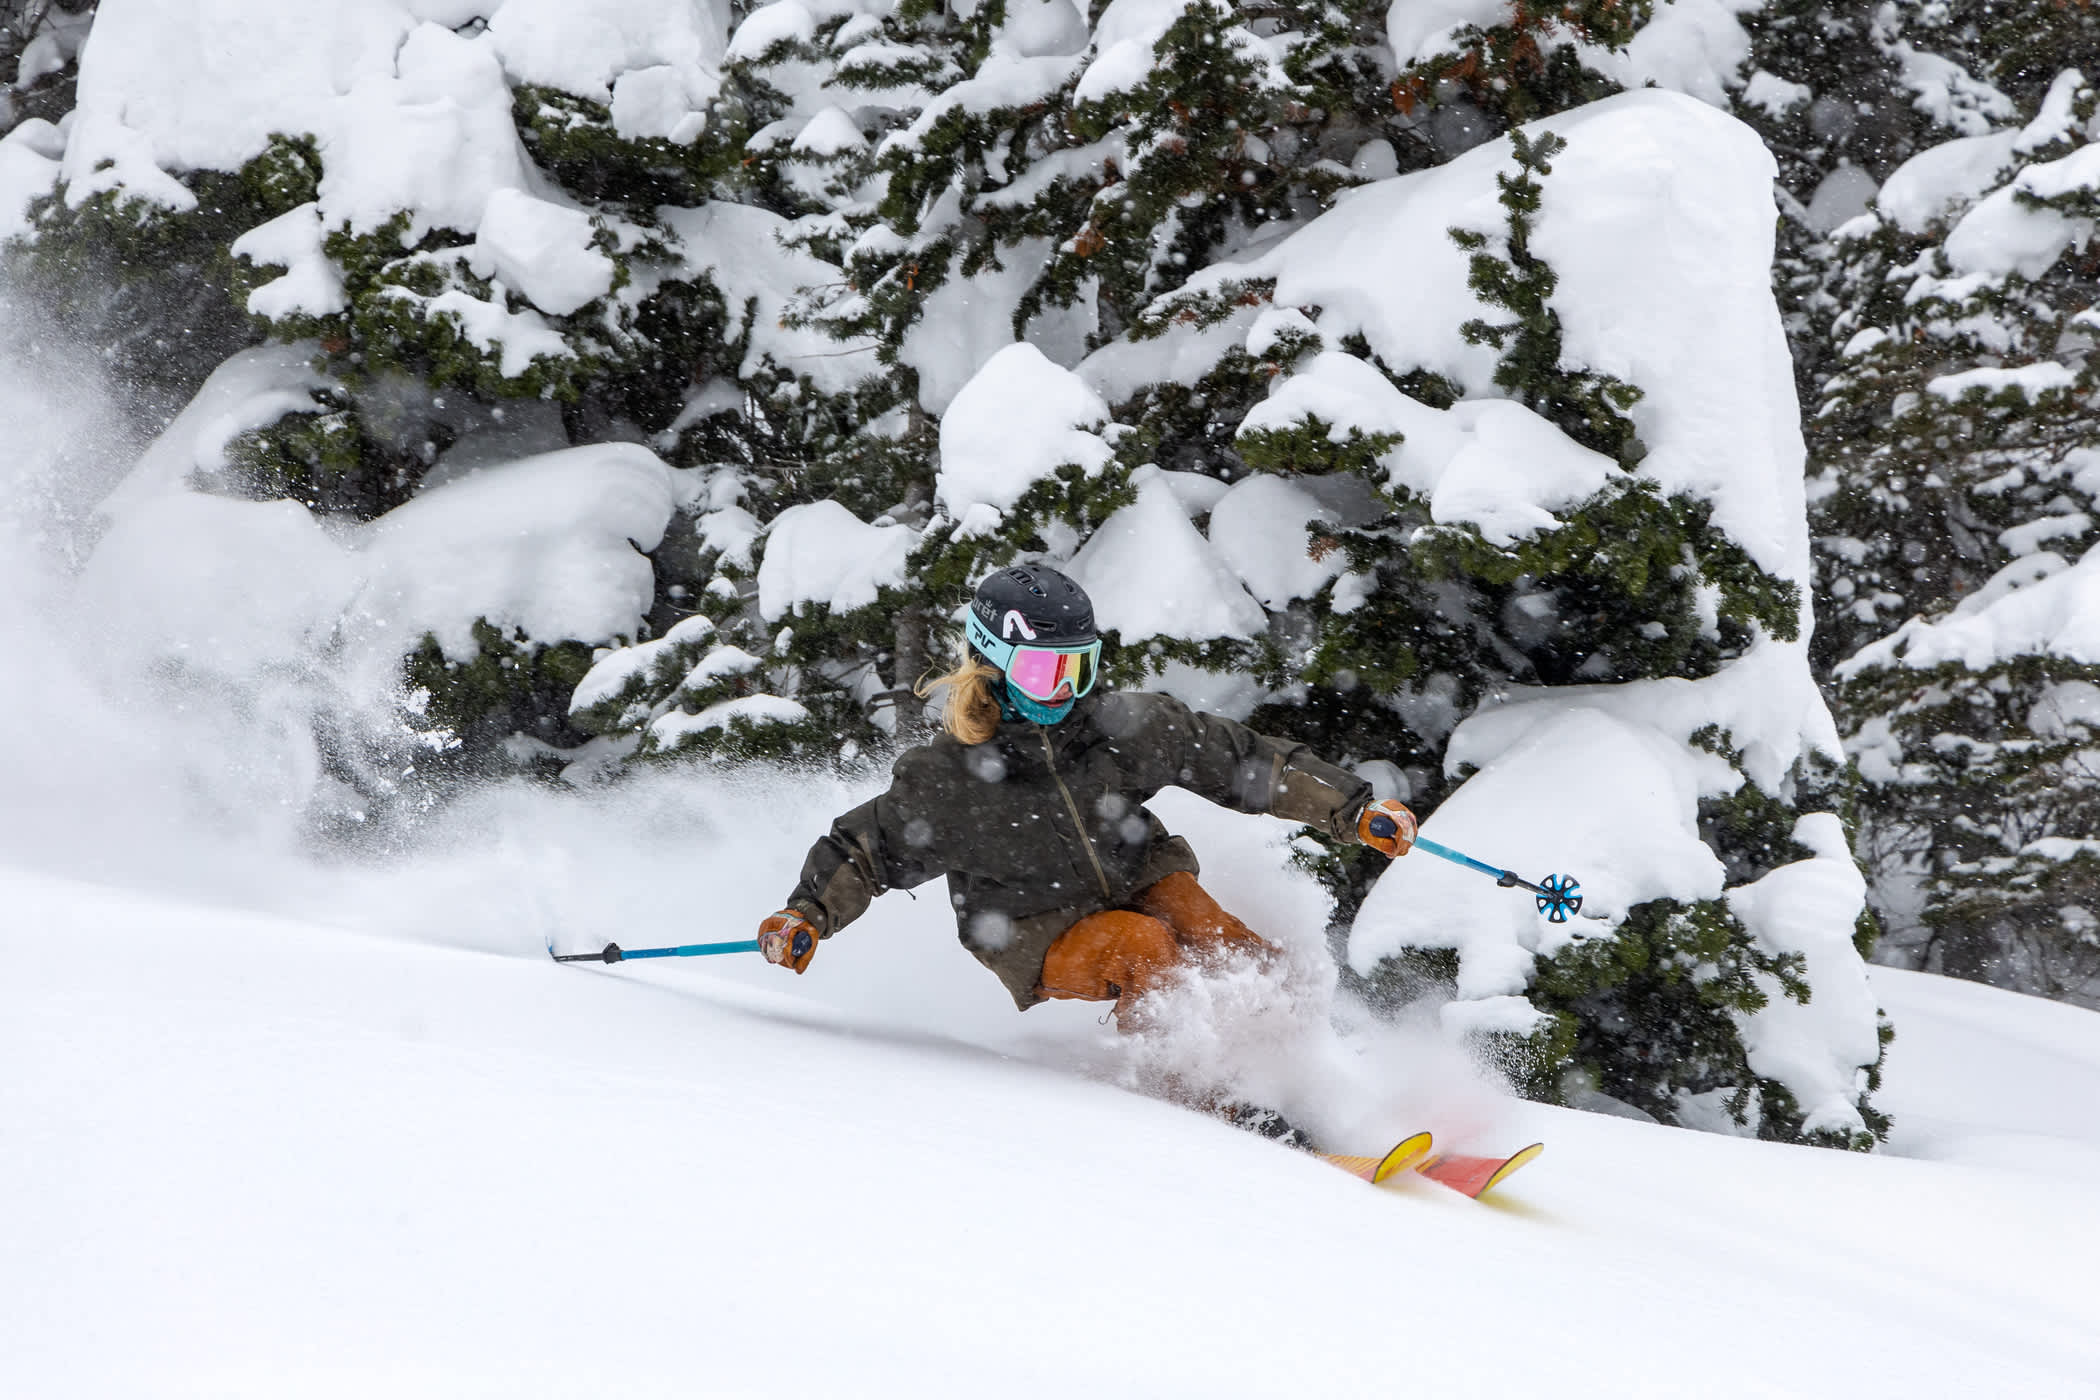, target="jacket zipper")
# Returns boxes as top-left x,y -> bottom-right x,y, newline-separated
1039,727 -> 1113,902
